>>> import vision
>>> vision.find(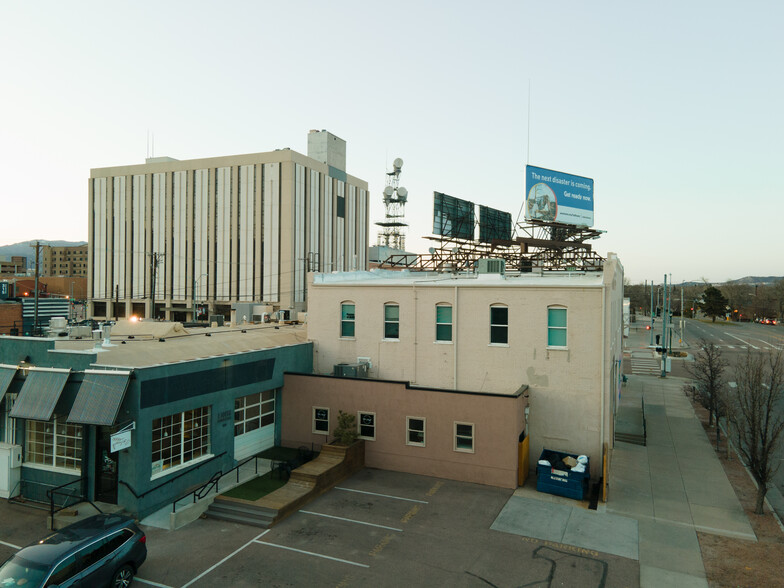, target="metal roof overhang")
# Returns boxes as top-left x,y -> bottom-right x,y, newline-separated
0,365 -> 17,405
67,370 -> 132,426
9,368 -> 71,421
